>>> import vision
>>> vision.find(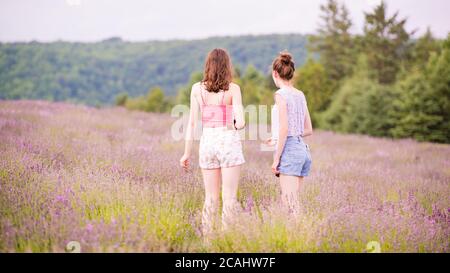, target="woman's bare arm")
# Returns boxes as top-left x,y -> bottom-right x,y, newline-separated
183,84 -> 200,156
232,84 -> 245,130
302,100 -> 313,137
274,93 -> 288,160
